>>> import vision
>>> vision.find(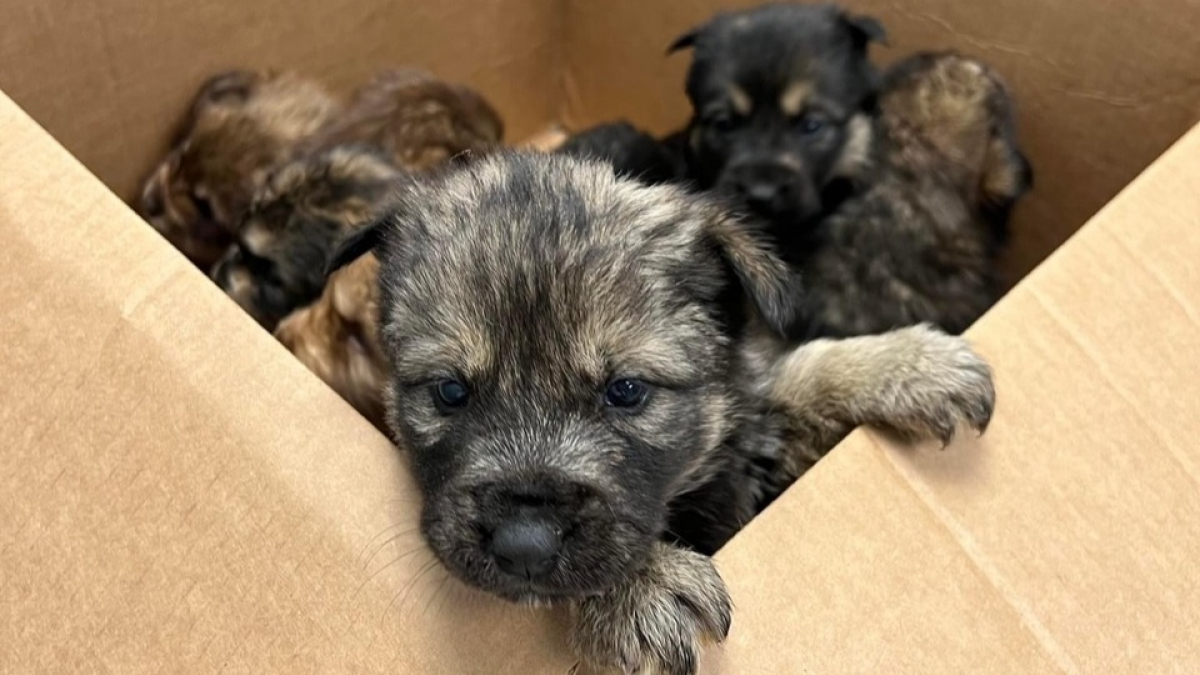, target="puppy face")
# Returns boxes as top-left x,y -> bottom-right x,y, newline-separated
327,153 -> 794,603
212,145 -> 401,330
139,70 -> 342,270
672,2 -> 885,223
